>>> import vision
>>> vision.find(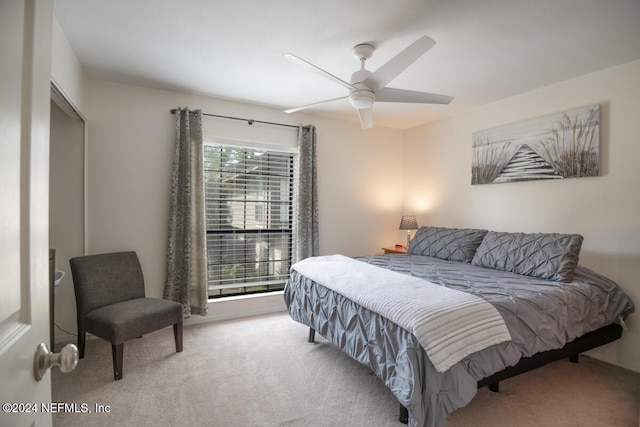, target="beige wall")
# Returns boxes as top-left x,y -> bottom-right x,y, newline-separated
70,79 -> 405,327
49,101 -> 85,343
51,15 -> 87,113
51,16 -> 88,346
50,17 -> 638,371
403,60 -> 640,372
